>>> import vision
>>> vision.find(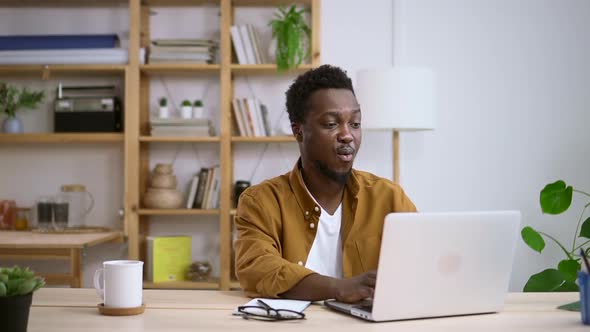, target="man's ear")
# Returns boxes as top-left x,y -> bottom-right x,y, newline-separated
292,123 -> 303,142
